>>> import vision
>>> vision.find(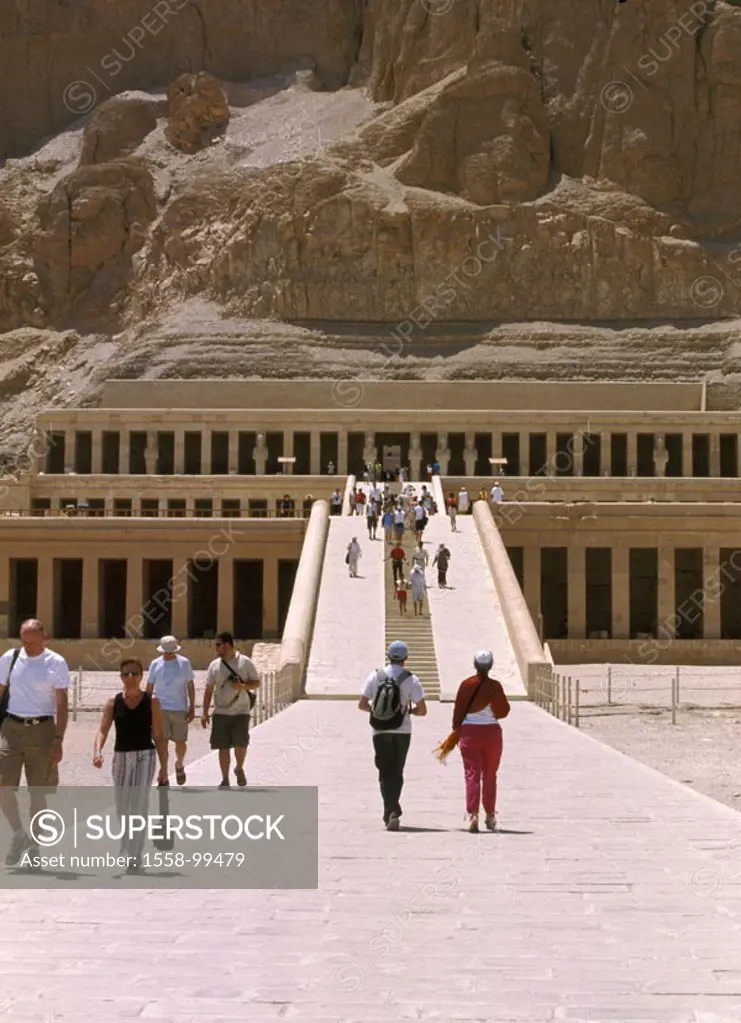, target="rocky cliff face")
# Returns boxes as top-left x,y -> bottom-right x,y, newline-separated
2,0 -> 741,341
